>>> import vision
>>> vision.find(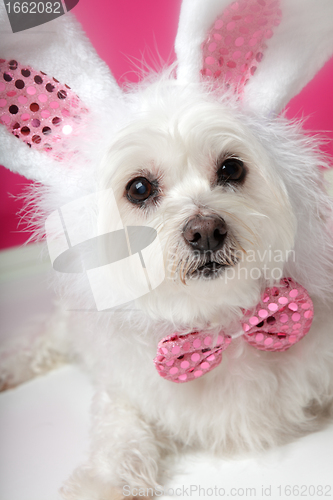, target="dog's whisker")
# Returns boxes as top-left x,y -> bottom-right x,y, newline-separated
232,238 -> 247,255
182,258 -> 192,284
179,257 -> 188,285
171,254 -> 181,280
219,210 -> 256,237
